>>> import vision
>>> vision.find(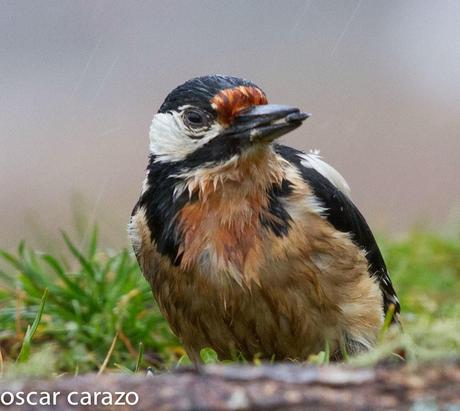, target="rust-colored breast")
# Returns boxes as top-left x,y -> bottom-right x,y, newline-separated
211,86 -> 268,125
176,185 -> 265,278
